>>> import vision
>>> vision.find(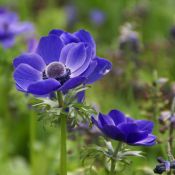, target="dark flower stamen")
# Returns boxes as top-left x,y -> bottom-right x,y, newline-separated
43,62 -> 71,85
